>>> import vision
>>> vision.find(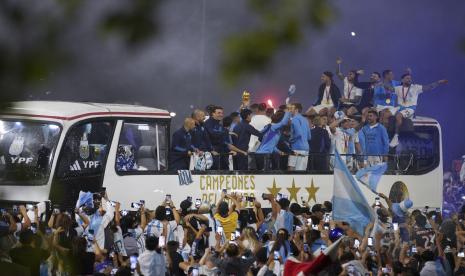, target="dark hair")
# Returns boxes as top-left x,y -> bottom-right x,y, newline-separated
72,236 -> 88,256
382,69 -> 392,78
292,103 -> 303,113
289,203 -> 302,215
367,109 -> 379,117
323,71 -> 334,80
255,247 -> 268,264
401,73 -> 411,80
278,104 -> 287,111
271,110 -> 285,123
145,236 -> 160,253
250,103 -> 259,110
240,109 -> 253,121
372,72 -> 381,78
421,250 -> 435,262
155,205 -> 167,221
19,229 -> 34,245
218,201 -> 229,218
225,243 -> 239,257
258,103 -> 267,112
323,201 -> 332,212
223,116 -> 233,128
230,111 -> 240,118
278,198 -> 290,210
205,104 -> 216,115
349,70 -> 359,83
213,106 -> 224,113
339,251 -> 355,264
272,228 -> 289,256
